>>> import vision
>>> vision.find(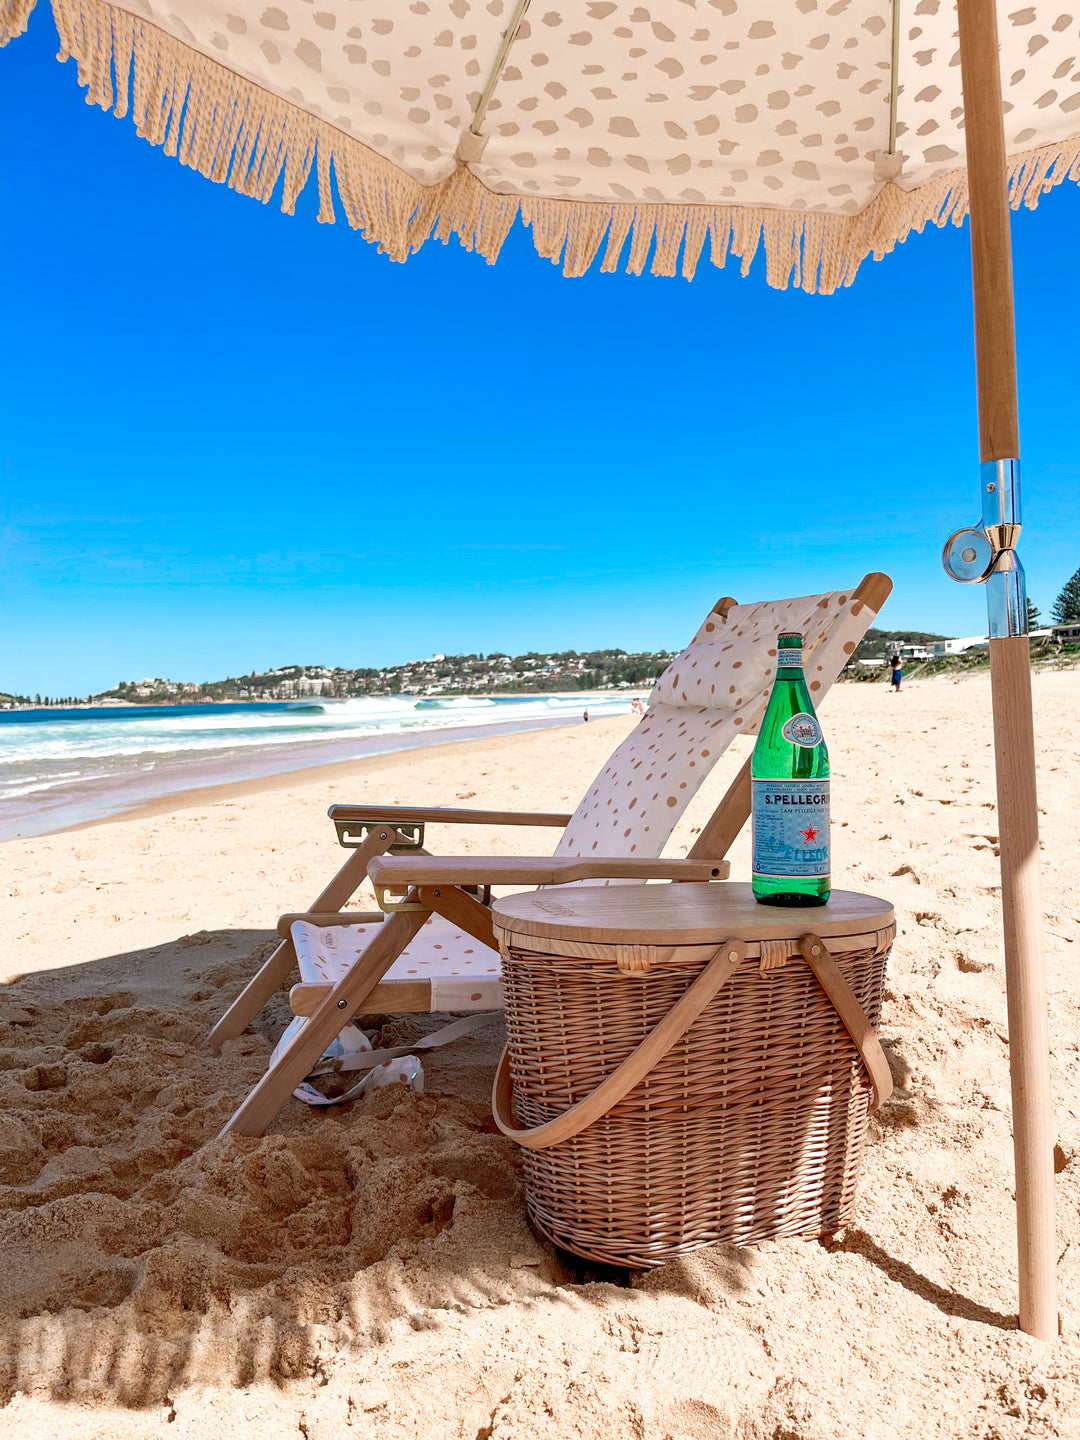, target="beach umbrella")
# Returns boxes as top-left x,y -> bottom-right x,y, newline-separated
3,0 -> 1072,1339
